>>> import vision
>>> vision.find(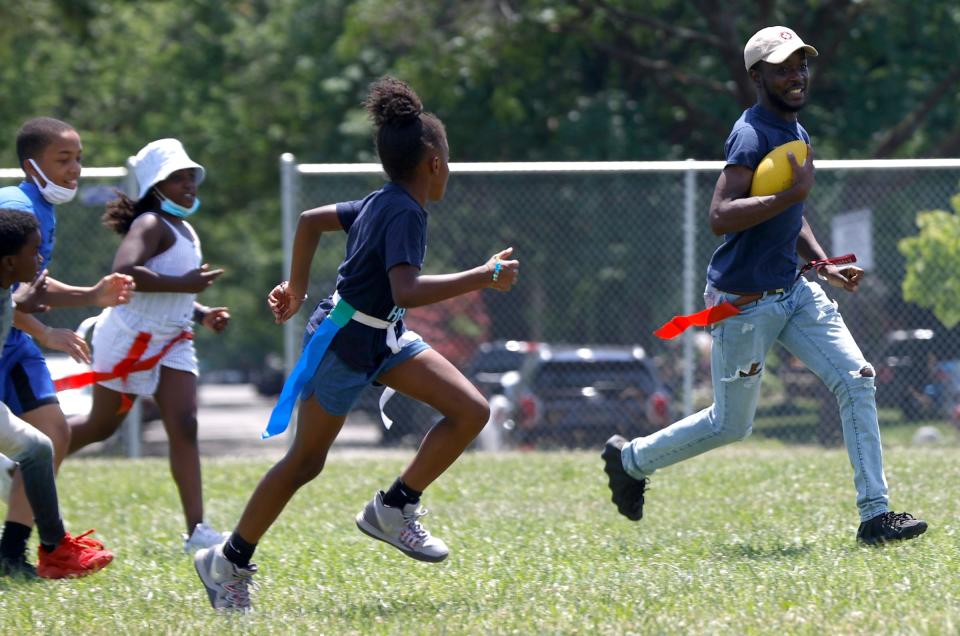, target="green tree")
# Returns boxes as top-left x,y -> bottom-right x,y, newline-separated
899,203 -> 960,328
3,0 -> 960,368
